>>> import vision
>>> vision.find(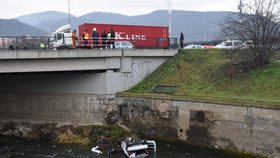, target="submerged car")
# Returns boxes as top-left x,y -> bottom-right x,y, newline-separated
115,41 -> 133,49
121,137 -> 156,158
